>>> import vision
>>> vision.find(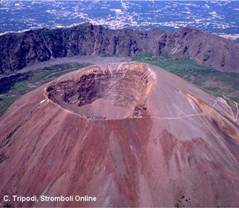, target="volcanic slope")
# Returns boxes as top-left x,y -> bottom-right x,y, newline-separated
0,62 -> 239,207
